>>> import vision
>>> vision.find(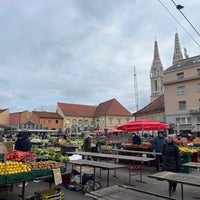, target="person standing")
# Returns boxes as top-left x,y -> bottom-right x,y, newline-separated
153,131 -> 167,171
132,133 -> 141,145
15,131 -> 32,152
162,134 -> 181,196
14,131 -> 31,187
